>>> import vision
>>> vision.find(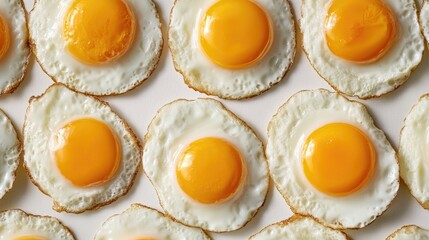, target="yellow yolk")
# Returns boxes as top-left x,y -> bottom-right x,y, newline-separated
63,0 -> 136,65
176,137 -> 244,204
324,0 -> 396,63
53,118 -> 121,187
199,0 -> 272,69
13,237 -> 47,240
302,123 -> 376,196
0,15 -> 10,61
